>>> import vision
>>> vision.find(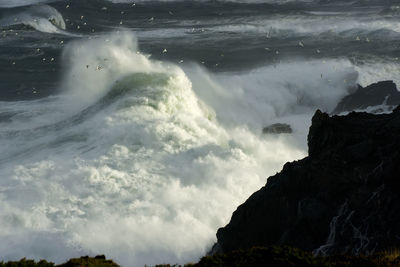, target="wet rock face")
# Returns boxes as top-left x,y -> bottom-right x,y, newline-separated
215,106 -> 400,256
332,81 -> 400,114
262,123 -> 292,134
